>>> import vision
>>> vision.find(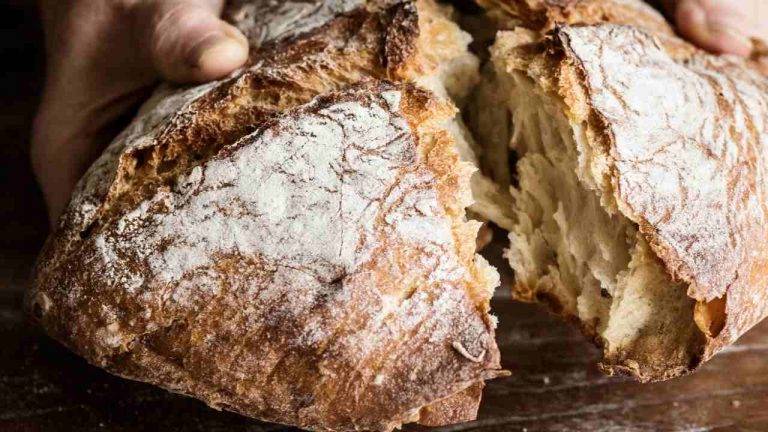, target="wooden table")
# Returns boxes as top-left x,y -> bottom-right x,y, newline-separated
2,1 -> 767,431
